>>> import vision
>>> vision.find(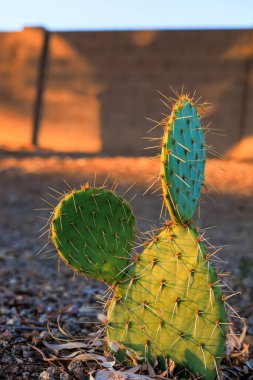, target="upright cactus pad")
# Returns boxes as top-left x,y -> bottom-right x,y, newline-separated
107,224 -> 226,380
160,96 -> 206,223
51,185 -> 135,284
